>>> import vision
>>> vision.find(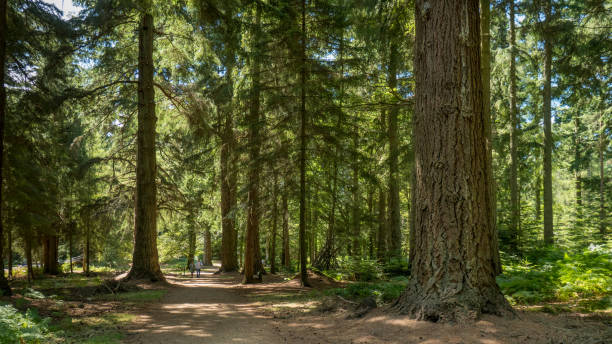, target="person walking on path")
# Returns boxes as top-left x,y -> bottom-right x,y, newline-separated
189,260 -> 195,278
195,260 -> 202,277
